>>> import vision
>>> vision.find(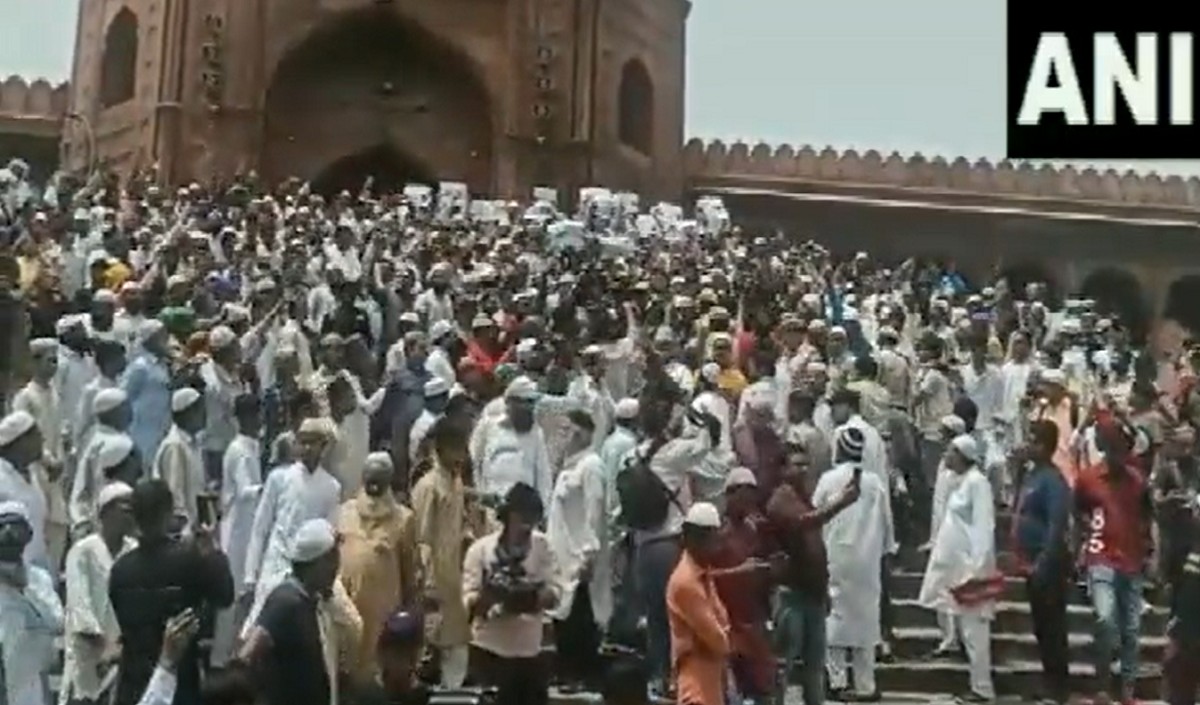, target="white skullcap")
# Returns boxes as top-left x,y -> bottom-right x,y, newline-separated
288,518 -> 337,563
171,387 -> 202,413
614,398 -> 640,420
515,339 -> 537,355
700,362 -> 721,384
0,411 -> 36,446
29,338 -> 57,355
139,319 -> 166,343
744,385 -> 774,412
399,311 -> 421,324
96,435 -> 135,474
364,452 -> 394,472
208,325 -> 236,349
298,416 -> 338,439
222,304 -> 251,323
950,434 -> 982,466
120,281 -> 142,294
0,501 -> 30,523
93,289 -> 118,304
1040,368 -> 1067,386
94,388 -> 128,415
430,320 -> 456,341
504,376 -> 541,401
725,466 -> 758,490
836,426 -> 866,461
582,344 -> 604,357
472,315 -> 494,329
683,502 -> 721,529
56,314 -> 85,336
424,378 -> 450,397
939,415 -> 967,435
97,481 -> 134,512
